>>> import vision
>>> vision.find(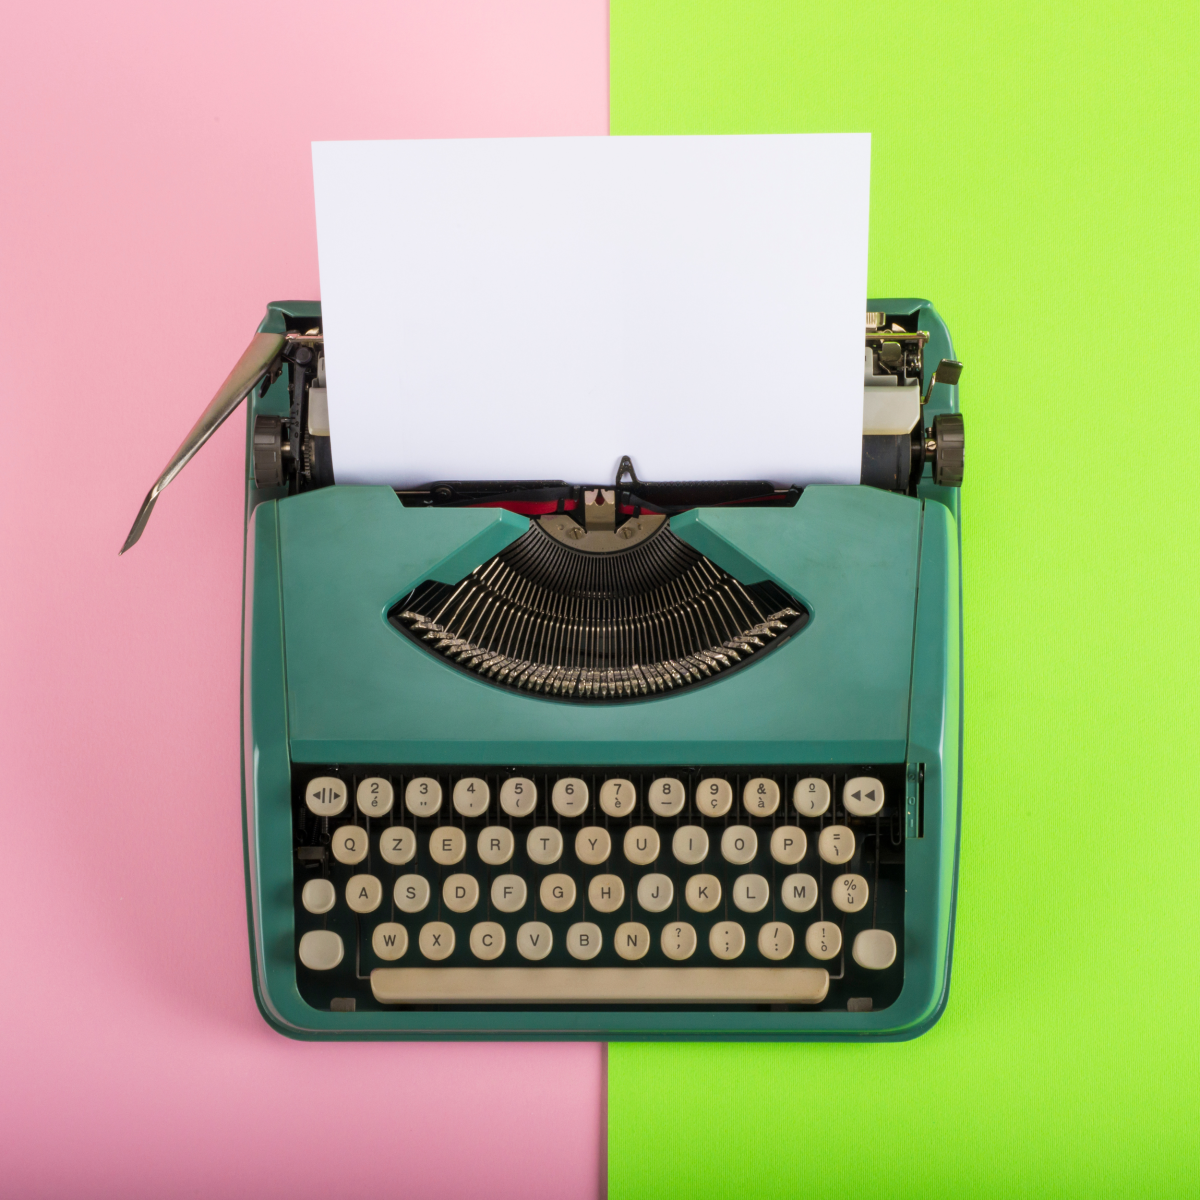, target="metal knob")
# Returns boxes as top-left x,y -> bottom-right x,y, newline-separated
253,414 -> 287,488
